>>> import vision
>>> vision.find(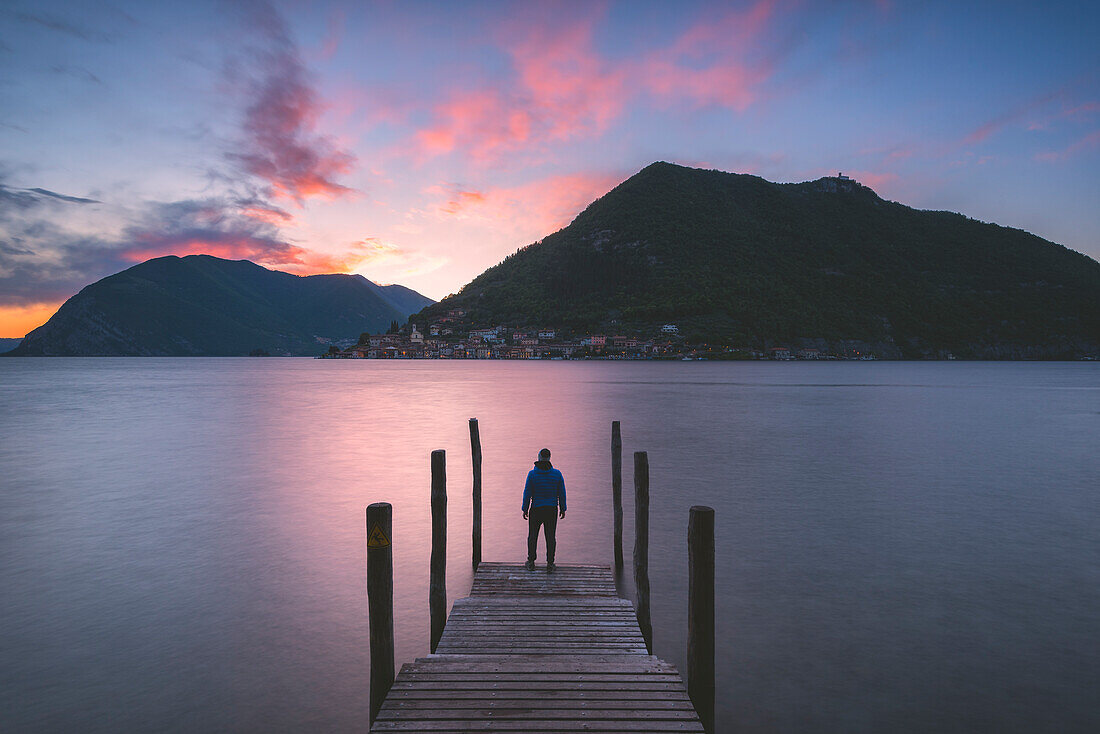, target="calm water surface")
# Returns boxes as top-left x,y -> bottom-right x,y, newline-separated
1,359 -> 1097,733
